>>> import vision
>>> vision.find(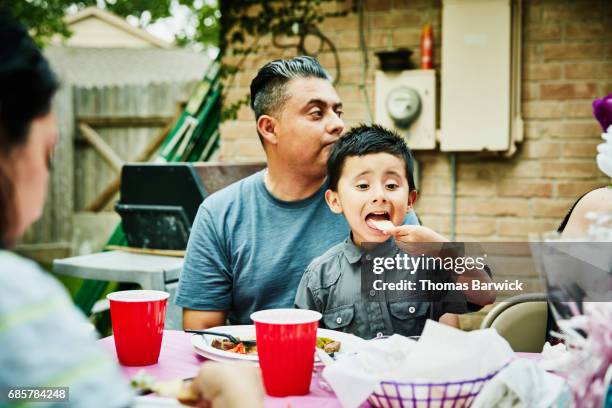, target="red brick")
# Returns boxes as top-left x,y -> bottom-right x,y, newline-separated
413,196 -> 452,215
391,28 -> 422,48
524,122 -> 542,140
328,31 -> 360,50
220,121 -> 257,141
339,67 -> 370,85
557,181 -> 605,198
562,141 -> 599,158
366,0 -> 392,12
532,199 -> 575,218
234,139 -> 265,159
565,22 -> 605,40
456,179 -> 496,197
496,219 -> 560,237
523,44 -> 541,63
319,15 -> 359,31
318,50 -> 362,68
541,43 -> 603,60
393,0 -> 441,9
341,101 -> 369,121
521,141 -> 561,158
368,30 -> 393,48
523,4 -> 542,24
219,140 -> 238,160
393,0 -> 441,12
542,161 -> 599,179
537,122 -> 601,139
523,63 -> 562,80
566,102 -> 594,119
542,5 -> 600,22
539,83 -> 598,100
508,161 -> 545,178
565,63 -> 612,80
236,70 -> 259,87
224,88 -> 250,106
522,83 -> 539,100
524,23 -> 561,41
455,218 -> 496,236
418,177 -> 451,195
454,159 -> 496,179
370,11 -> 423,29
336,85 -> 366,102
523,101 -> 565,119
236,105 -> 255,121
418,214 -> 451,234
456,198 -> 530,217
244,48 -> 283,69
423,156 -> 451,177
497,181 -> 553,198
